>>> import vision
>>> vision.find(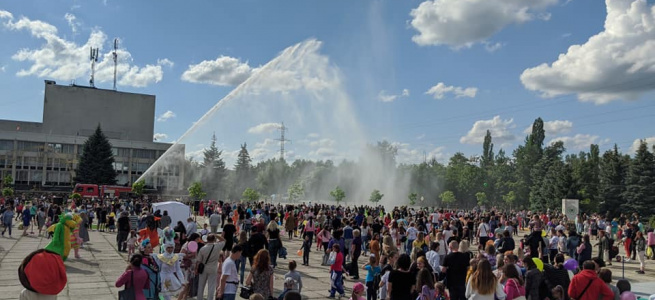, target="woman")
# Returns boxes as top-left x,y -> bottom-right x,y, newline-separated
635,231 -> 646,274
319,226 -> 332,260
173,221 -> 187,245
139,239 -> 160,300
416,268 -> 435,300
36,207 -> 46,237
285,212 -> 296,240
266,220 -> 283,268
350,229 -> 362,279
303,216 -> 316,248
522,256 -> 542,300
387,254 -> 414,300
370,234 -> 381,261
576,234 -> 592,267
382,235 -> 397,256
235,231 -> 249,284
116,254 -> 150,300
152,242 -> 185,300
178,233 -> 200,299
465,259 -> 506,300
246,249 -> 274,299
502,264 -> 525,300
78,211 -> 90,244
